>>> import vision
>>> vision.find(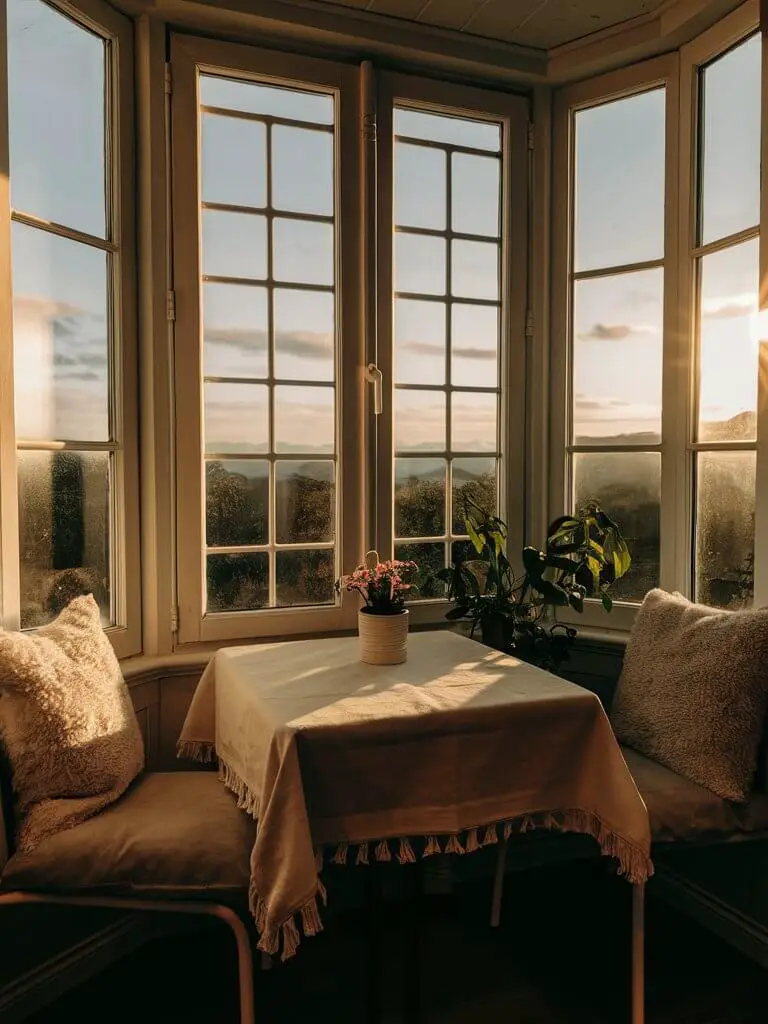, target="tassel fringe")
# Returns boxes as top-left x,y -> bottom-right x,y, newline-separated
423,835 -> 442,857
176,739 -> 215,764
356,842 -> 369,865
397,837 -> 417,864
217,759 -> 260,819
375,838 -> 391,862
